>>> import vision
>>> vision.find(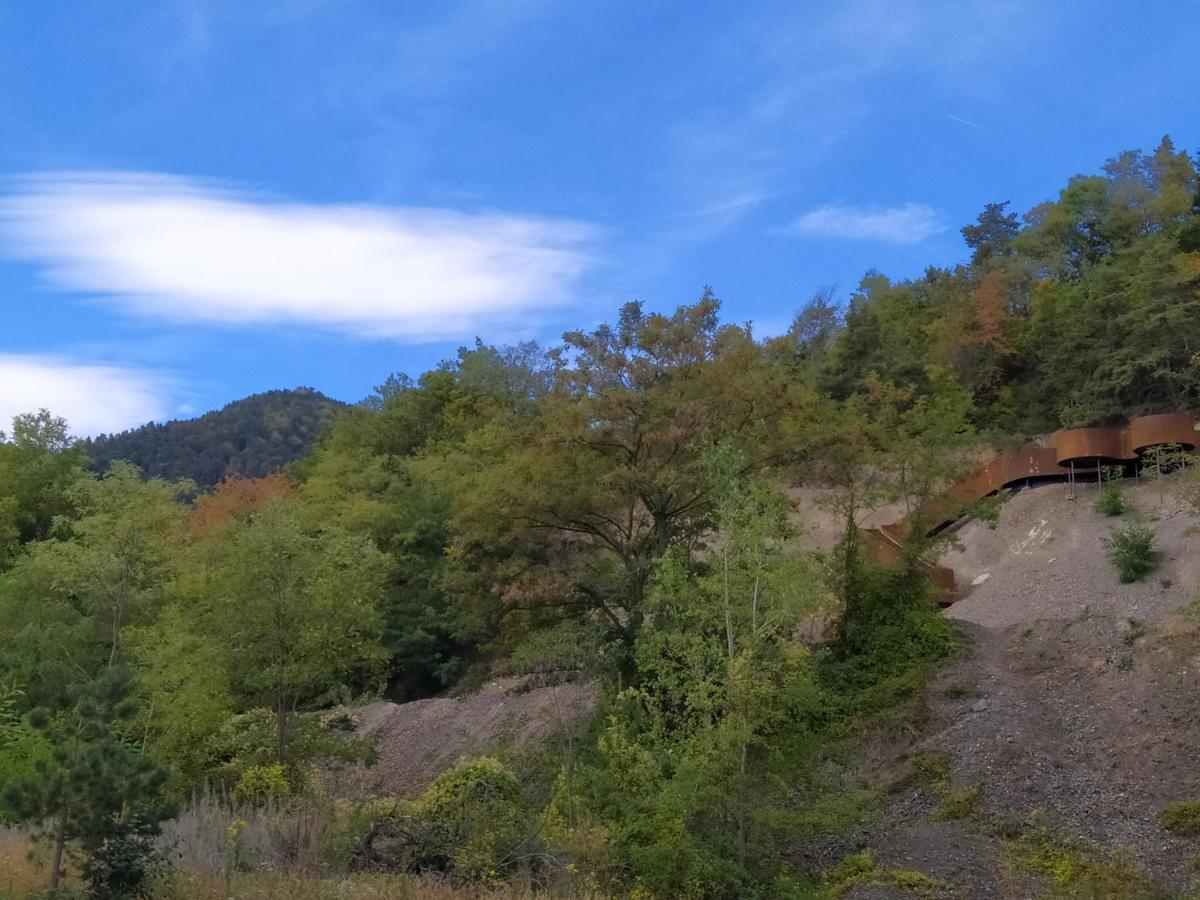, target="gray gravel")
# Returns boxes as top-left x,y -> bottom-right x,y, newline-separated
941,480 -> 1200,628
